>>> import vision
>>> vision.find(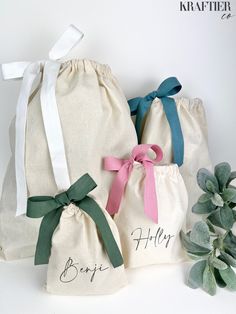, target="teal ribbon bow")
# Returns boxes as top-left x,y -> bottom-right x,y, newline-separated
27,173 -> 124,268
128,77 -> 184,166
